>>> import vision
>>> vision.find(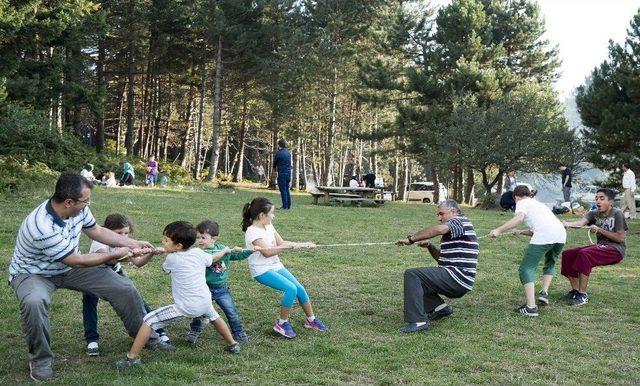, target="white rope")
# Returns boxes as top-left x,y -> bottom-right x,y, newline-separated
565,225 -> 596,245
274,242 -> 397,250
315,242 -> 396,247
